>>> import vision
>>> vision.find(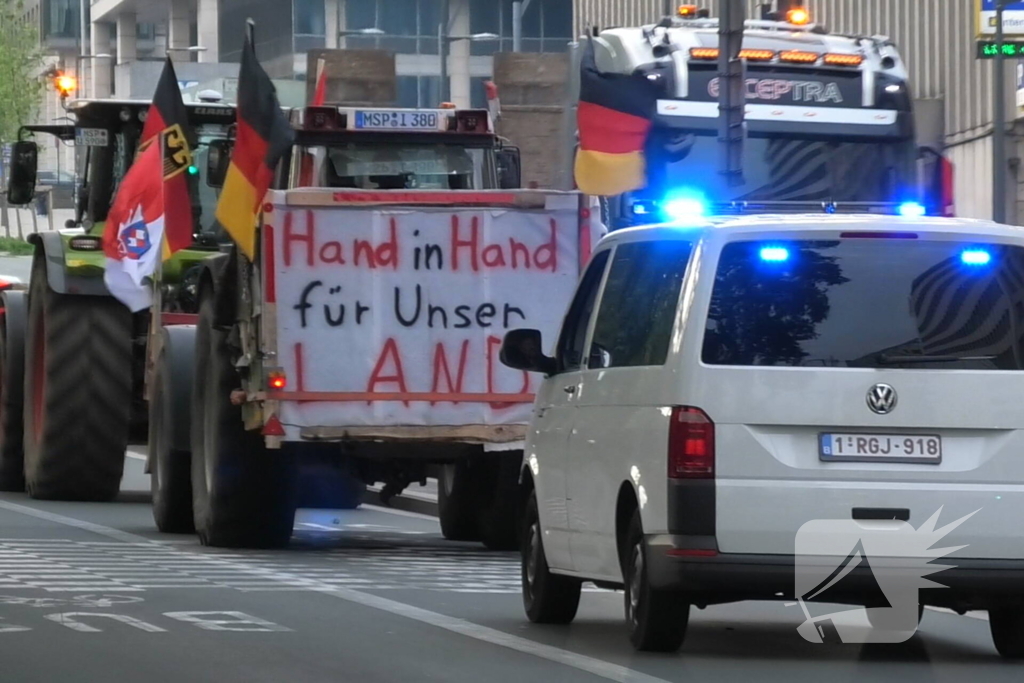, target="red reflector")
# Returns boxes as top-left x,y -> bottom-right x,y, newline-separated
667,548 -> 719,558
668,406 -> 714,479
262,414 -> 286,437
839,232 -> 919,239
